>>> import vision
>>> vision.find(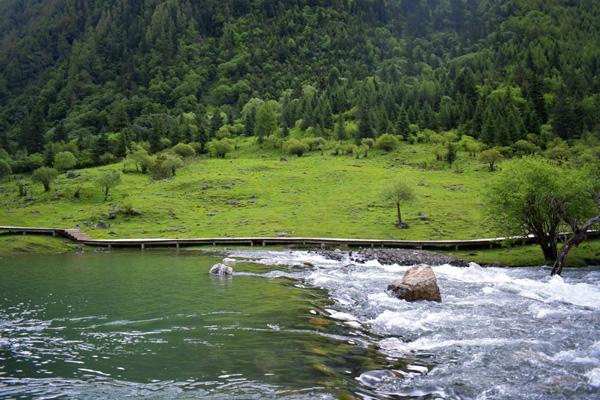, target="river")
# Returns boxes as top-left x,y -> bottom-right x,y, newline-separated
1,250 -> 599,399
